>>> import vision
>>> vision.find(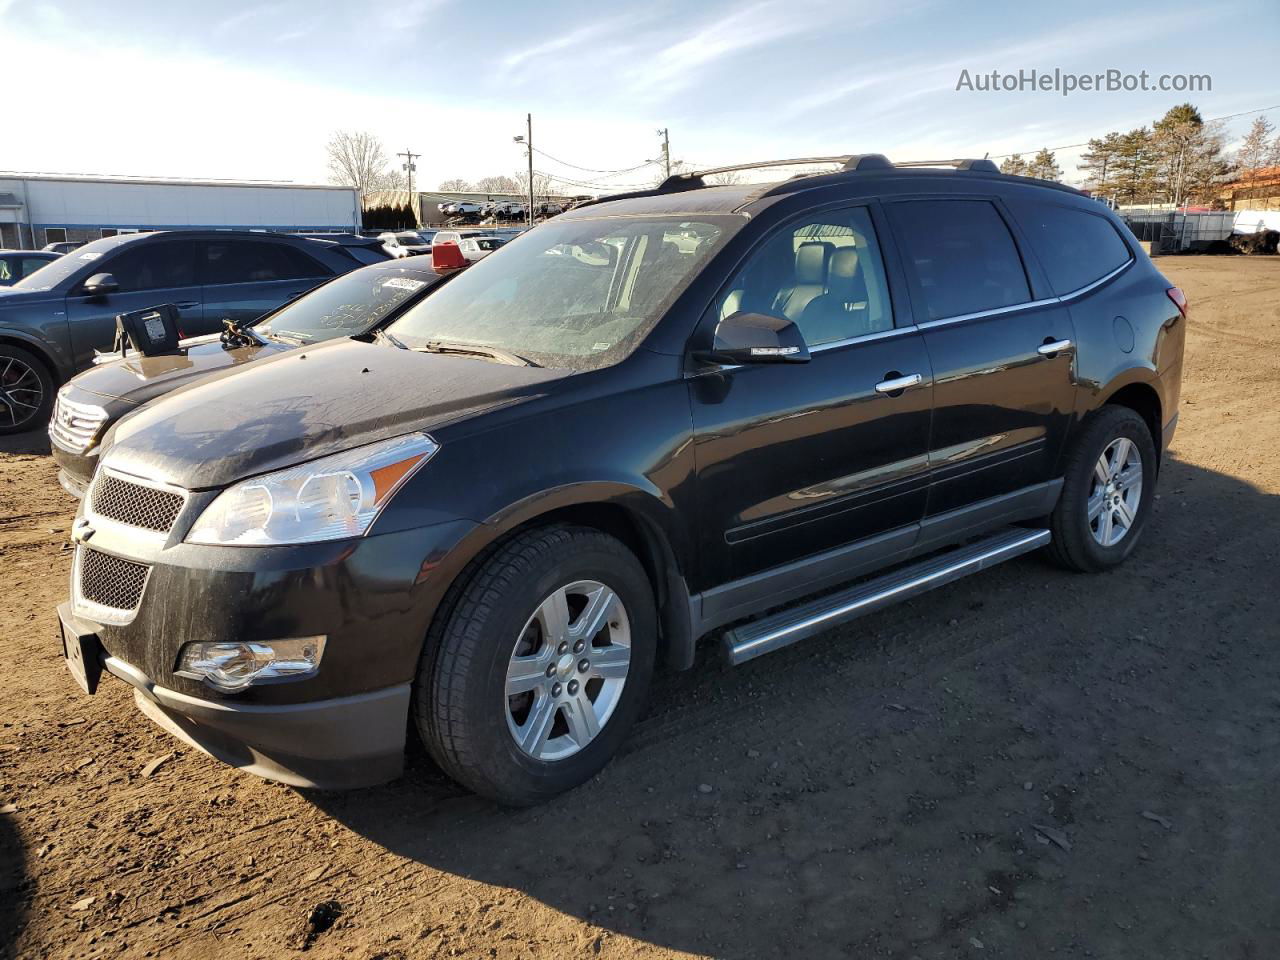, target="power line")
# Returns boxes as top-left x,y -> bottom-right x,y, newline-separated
533,169 -> 655,191
530,147 -> 658,176
986,103 -> 1280,161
